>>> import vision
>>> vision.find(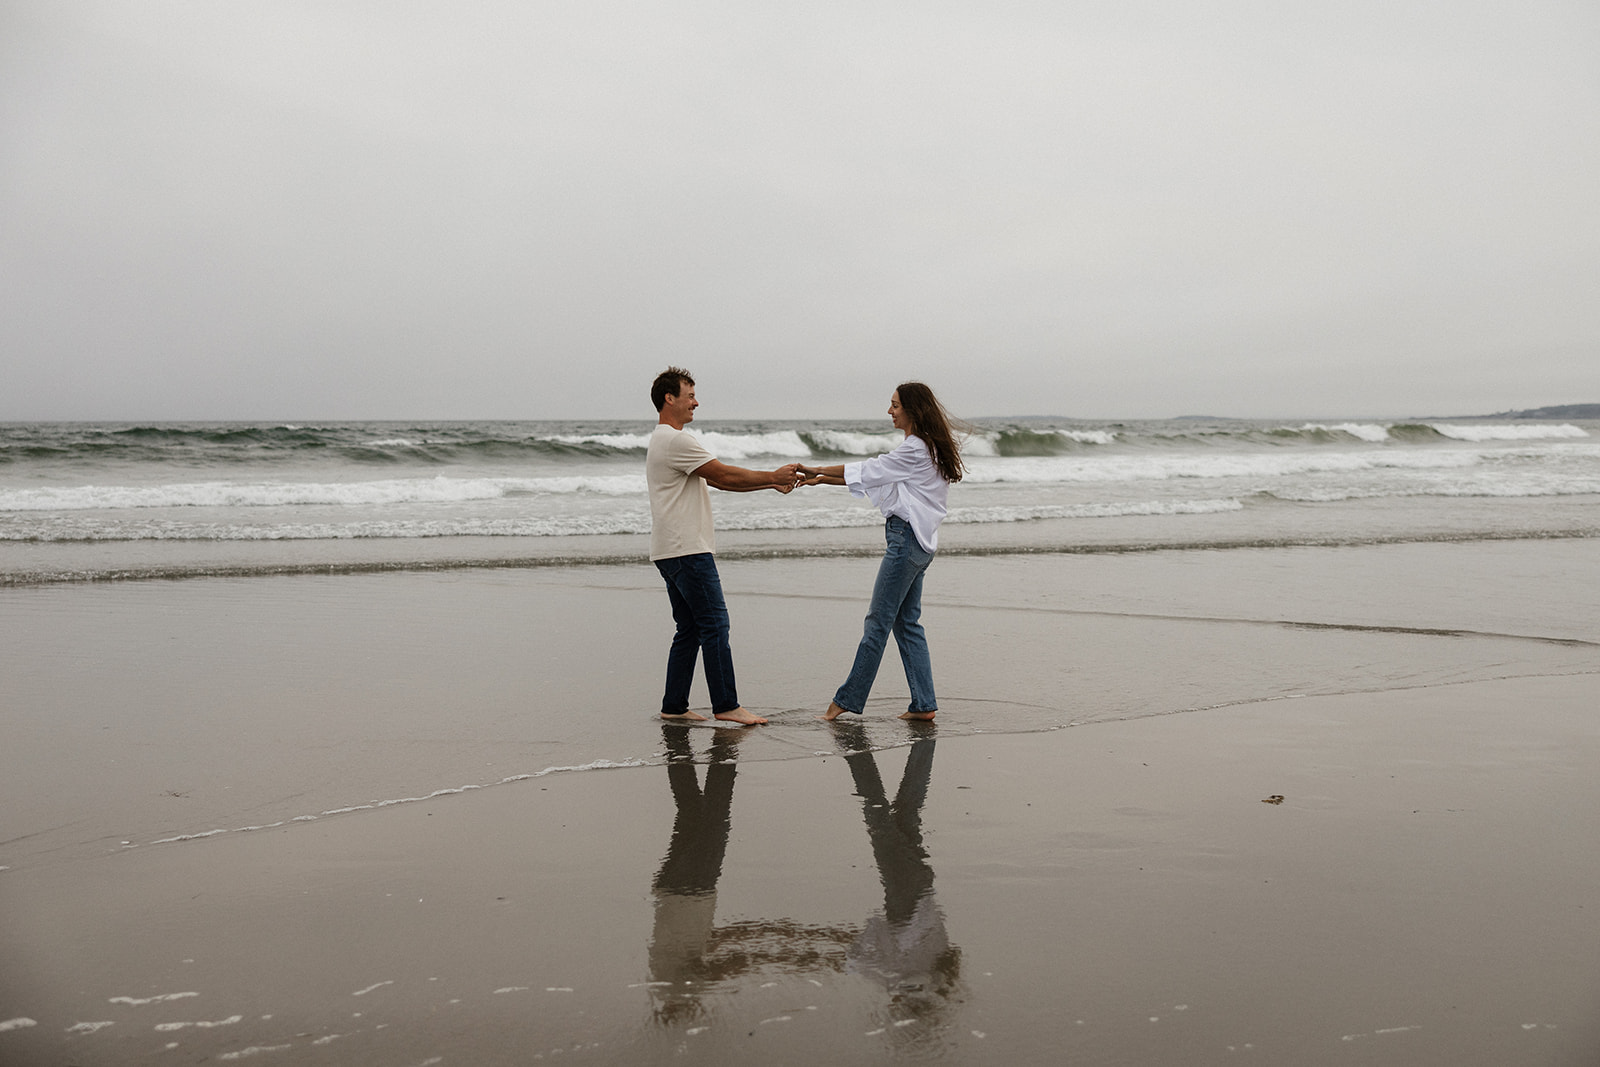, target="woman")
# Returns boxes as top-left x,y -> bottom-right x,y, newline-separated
799,382 -> 964,722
